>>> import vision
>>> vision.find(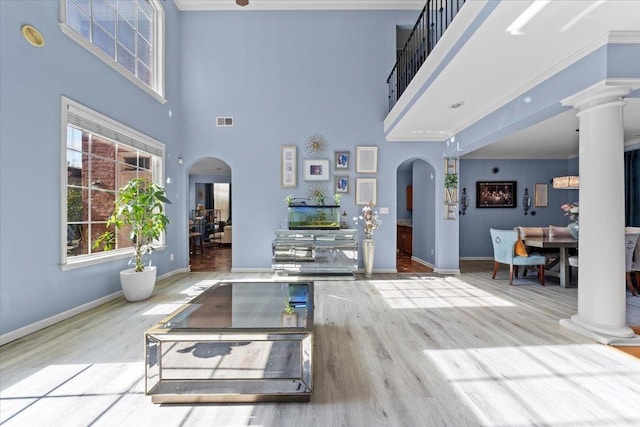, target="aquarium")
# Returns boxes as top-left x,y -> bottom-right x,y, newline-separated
288,204 -> 340,230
